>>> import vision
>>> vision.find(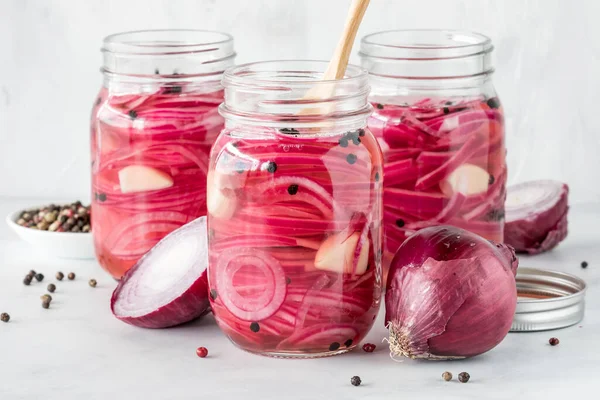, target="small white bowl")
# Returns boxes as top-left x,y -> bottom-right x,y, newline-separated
6,208 -> 95,259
